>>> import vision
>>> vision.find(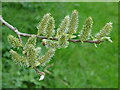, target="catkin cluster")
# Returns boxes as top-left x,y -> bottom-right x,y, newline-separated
8,35 -> 56,67
8,10 -> 112,68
